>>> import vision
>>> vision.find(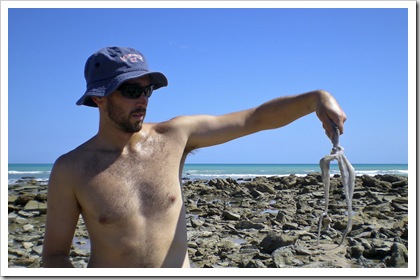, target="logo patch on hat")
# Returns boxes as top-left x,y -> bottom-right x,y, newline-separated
90,86 -> 107,95
120,53 -> 144,63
